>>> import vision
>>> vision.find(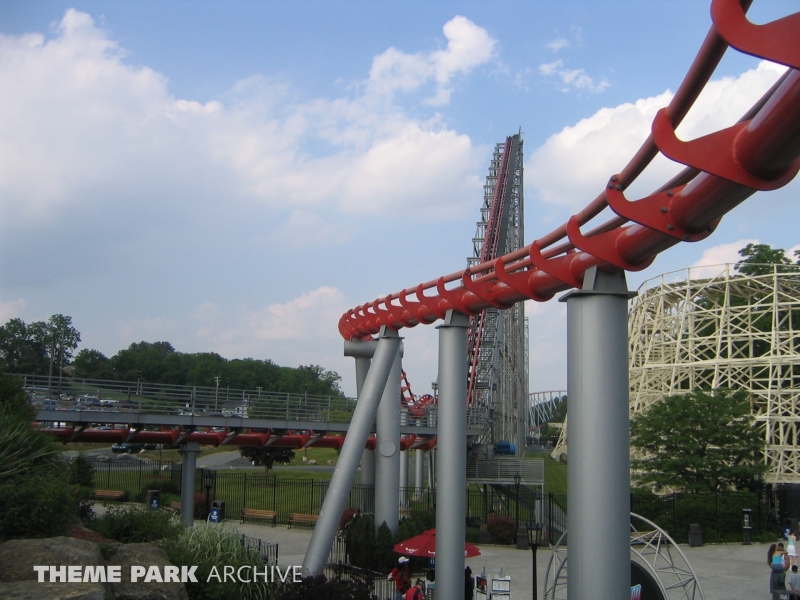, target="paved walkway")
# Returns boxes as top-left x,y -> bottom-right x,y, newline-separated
229,521 -> 774,599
